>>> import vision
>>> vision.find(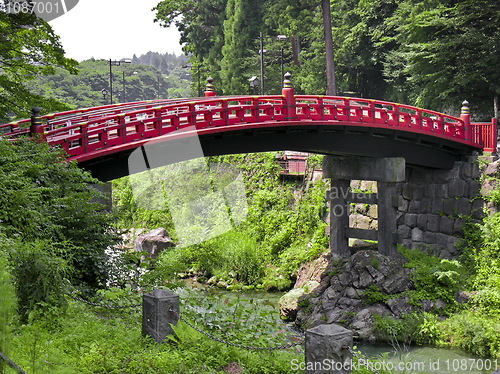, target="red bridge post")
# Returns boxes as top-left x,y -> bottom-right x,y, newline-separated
461,100 -> 470,141
29,107 -> 45,138
204,77 -> 217,97
493,118 -> 499,154
282,72 -> 296,119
